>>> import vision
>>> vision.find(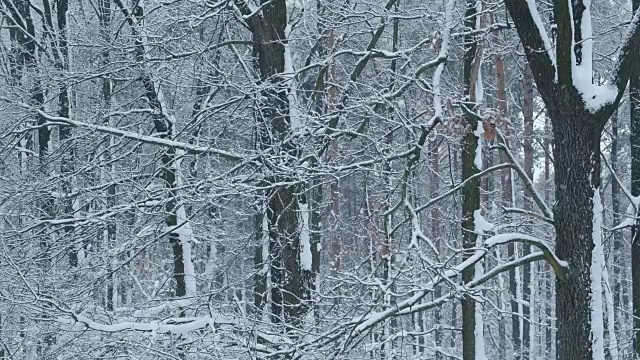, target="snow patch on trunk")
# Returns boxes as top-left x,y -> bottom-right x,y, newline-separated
602,262 -> 618,360
473,209 -> 487,360
525,0 -> 556,70
175,150 -> 197,297
473,121 -> 484,170
284,24 -> 303,133
299,202 -> 312,271
591,188 -> 605,360
570,0 -> 617,113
